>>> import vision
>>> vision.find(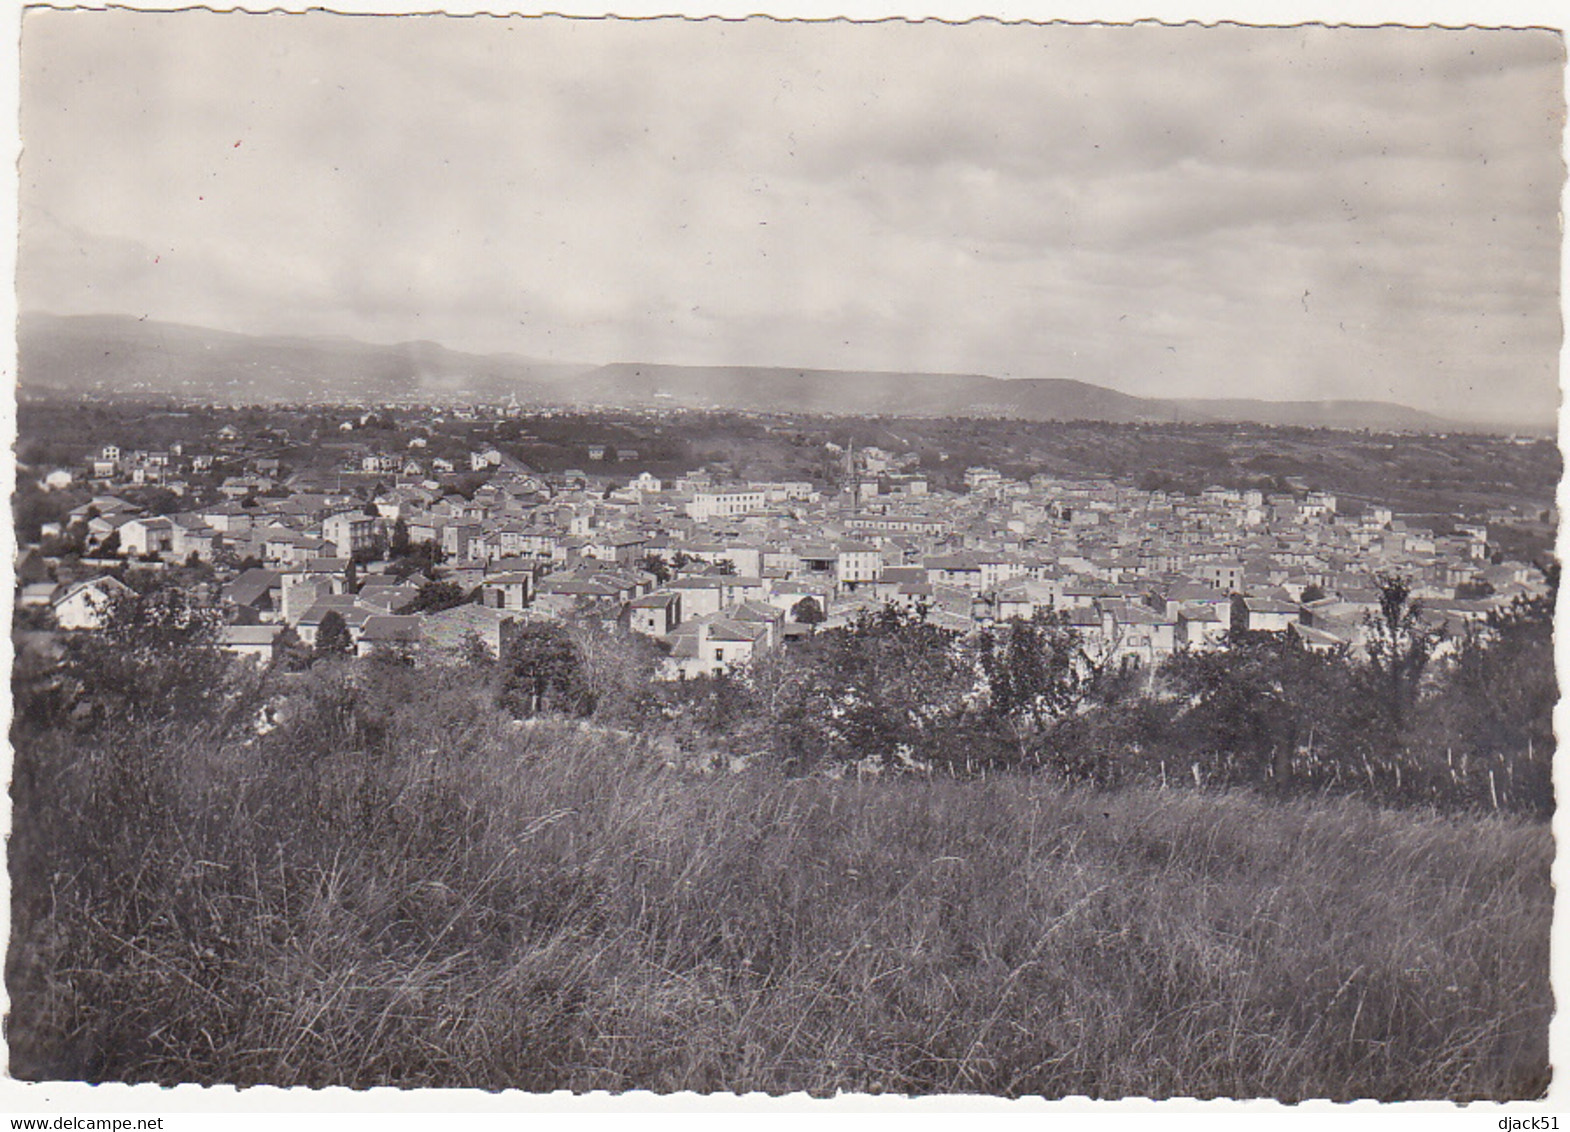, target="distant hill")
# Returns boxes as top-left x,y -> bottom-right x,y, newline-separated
20,312 -> 1465,432
572,362 -> 1457,431
567,362 -> 1165,422
18,312 -> 588,404
1165,397 -> 1459,433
